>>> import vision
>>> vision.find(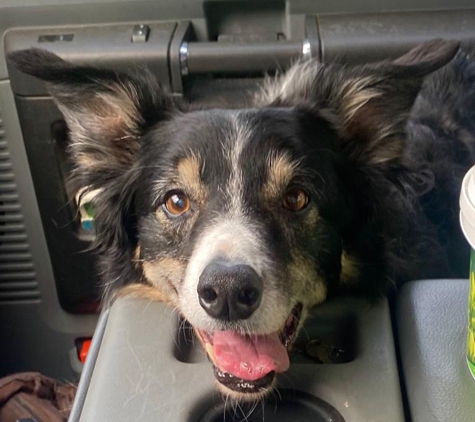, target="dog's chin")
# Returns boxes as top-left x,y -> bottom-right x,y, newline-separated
214,371 -> 277,402
194,303 -> 303,401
